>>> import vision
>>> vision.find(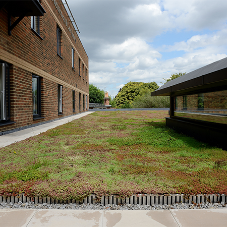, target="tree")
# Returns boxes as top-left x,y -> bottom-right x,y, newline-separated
115,82 -> 159,108
164,72 -> 186,83
89,84 -> 105,103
